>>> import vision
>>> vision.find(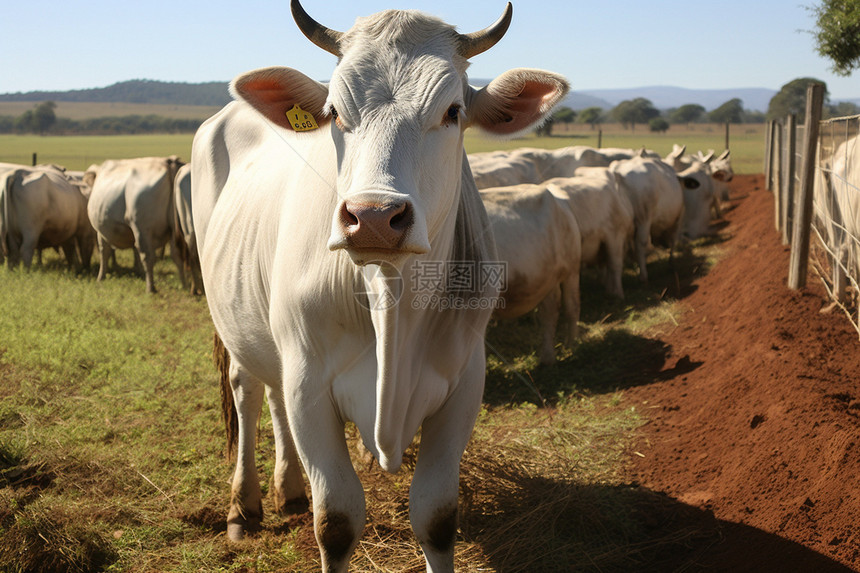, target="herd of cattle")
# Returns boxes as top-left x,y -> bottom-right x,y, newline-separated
0,1 -> 739,570
0,144 -> 732,302
0,141 -> 732,363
